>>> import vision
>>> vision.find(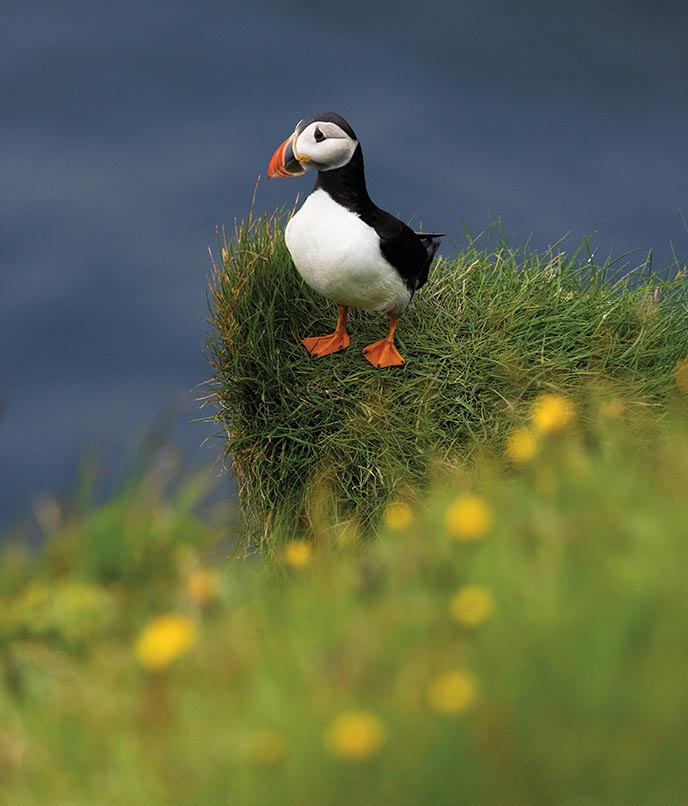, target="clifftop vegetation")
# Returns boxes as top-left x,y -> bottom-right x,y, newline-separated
2,216 -> 687,804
